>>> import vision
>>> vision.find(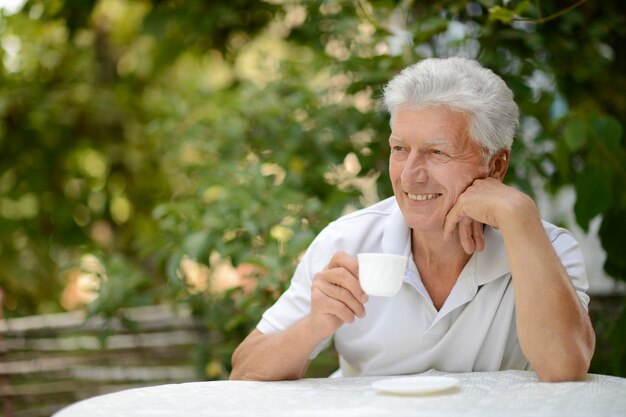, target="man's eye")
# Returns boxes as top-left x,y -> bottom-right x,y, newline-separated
431,149 -> 444,155
392,146 -> 405,152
